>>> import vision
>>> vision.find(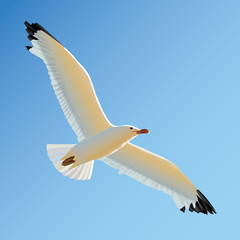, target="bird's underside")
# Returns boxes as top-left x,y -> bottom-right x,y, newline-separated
25,21 -> 216,215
